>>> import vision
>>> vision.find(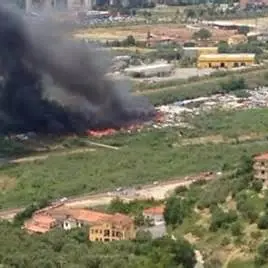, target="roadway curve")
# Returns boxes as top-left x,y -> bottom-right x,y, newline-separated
0,172 -> 218,221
